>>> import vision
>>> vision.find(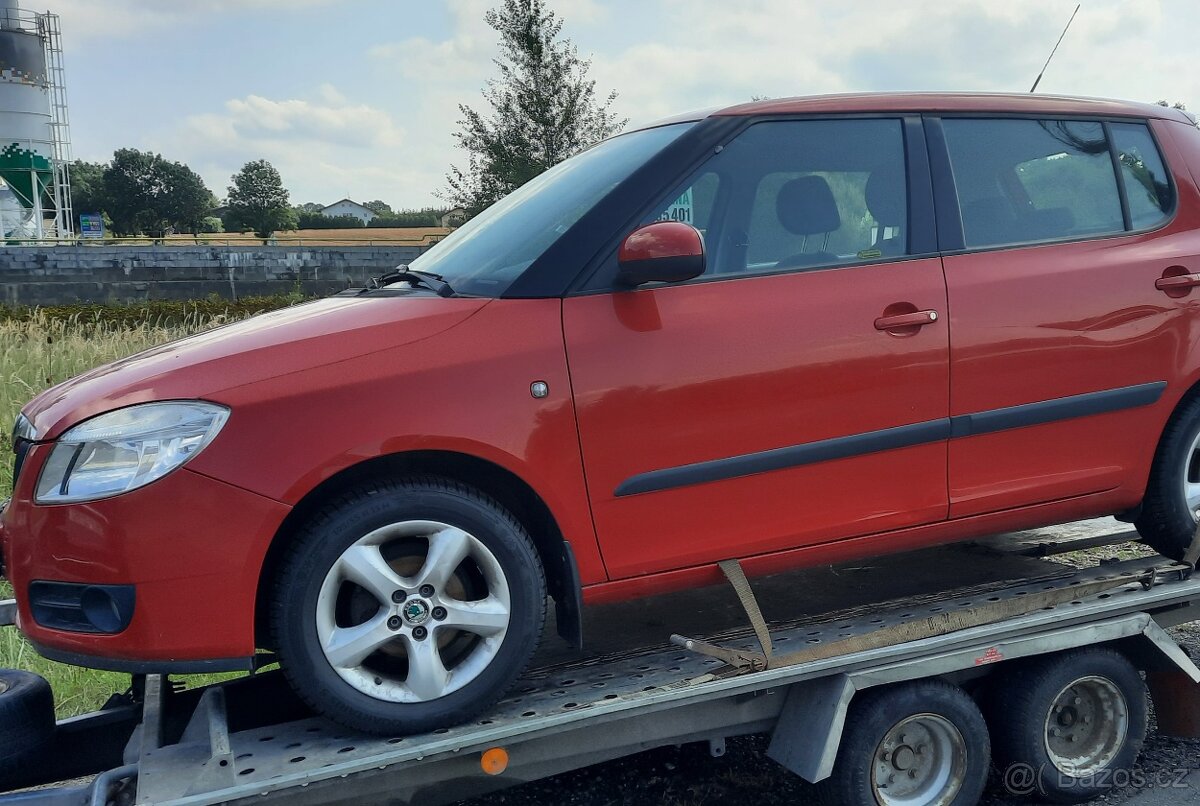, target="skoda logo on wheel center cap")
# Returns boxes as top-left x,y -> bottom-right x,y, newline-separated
402,599 -> 431,625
